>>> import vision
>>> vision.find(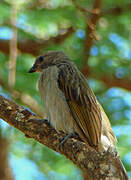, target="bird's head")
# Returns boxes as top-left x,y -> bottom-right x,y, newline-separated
28,51 -> 69,73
